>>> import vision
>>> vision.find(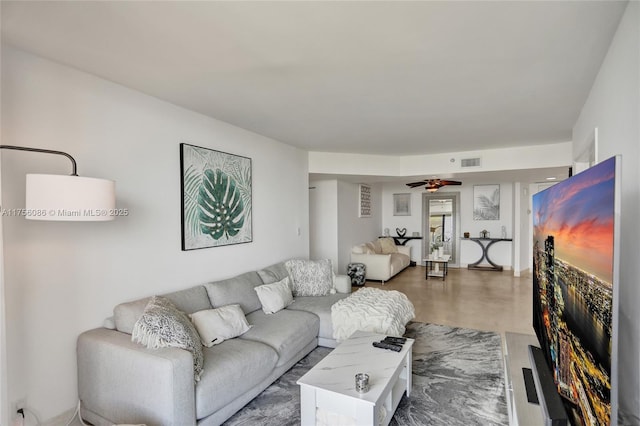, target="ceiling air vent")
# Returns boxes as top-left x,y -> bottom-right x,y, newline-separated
461,157 -> 481,168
